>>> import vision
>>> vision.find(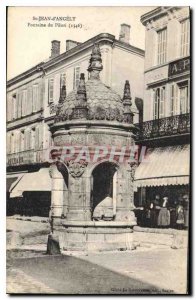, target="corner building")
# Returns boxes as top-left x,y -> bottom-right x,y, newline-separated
134,7 -> 190,208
